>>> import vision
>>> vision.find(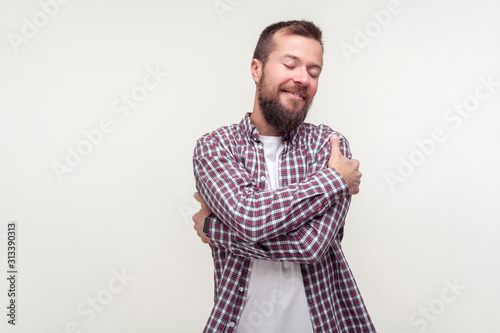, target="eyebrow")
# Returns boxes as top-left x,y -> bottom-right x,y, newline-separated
282,53 -> 323,70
